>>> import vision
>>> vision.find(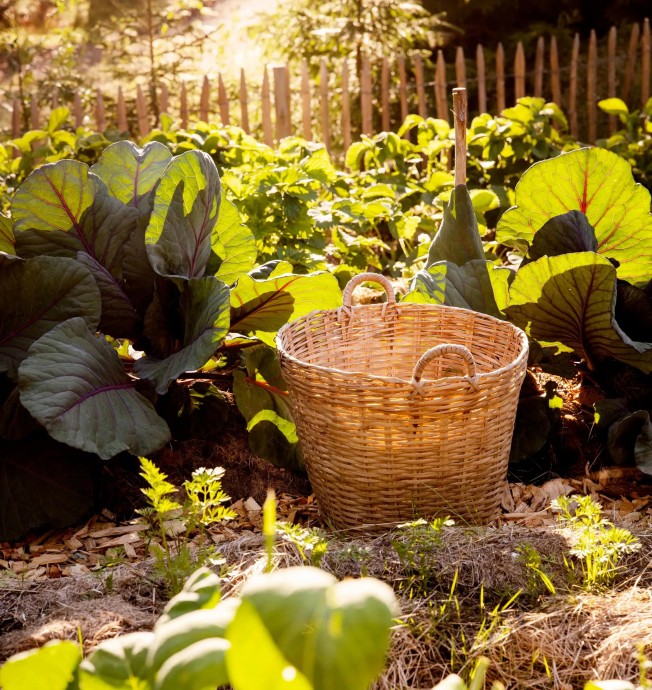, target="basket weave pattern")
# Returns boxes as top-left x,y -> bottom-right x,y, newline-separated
276,275 -> 529,529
